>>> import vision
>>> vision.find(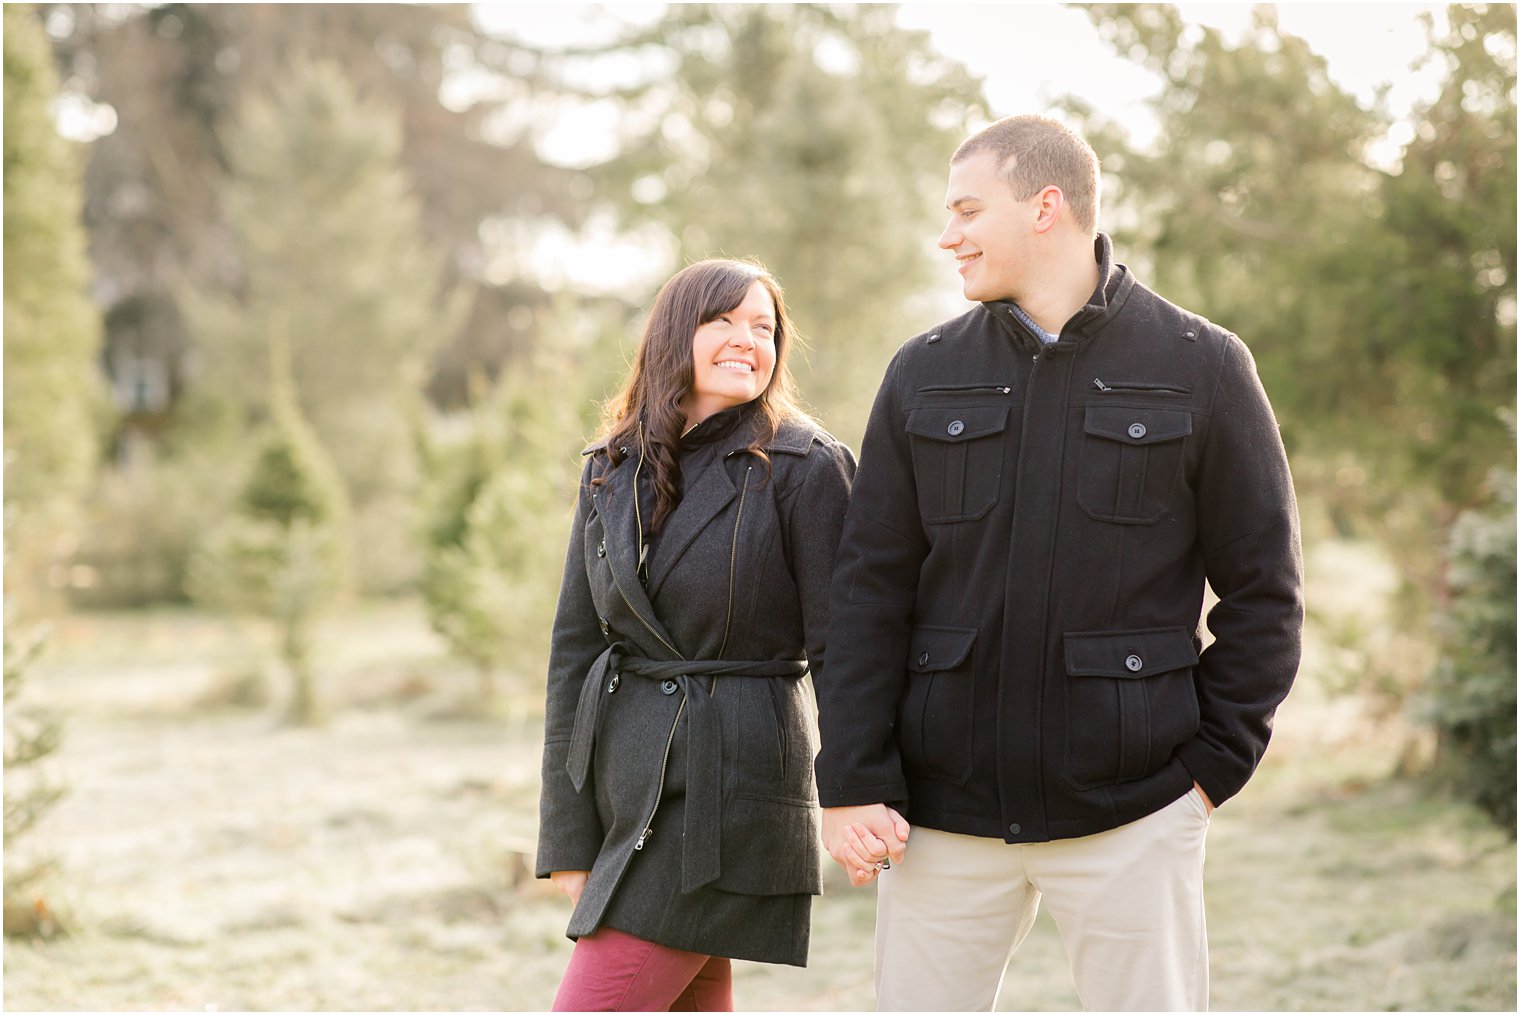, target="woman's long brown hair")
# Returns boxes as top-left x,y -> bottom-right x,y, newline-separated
591,259 -> 808,535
